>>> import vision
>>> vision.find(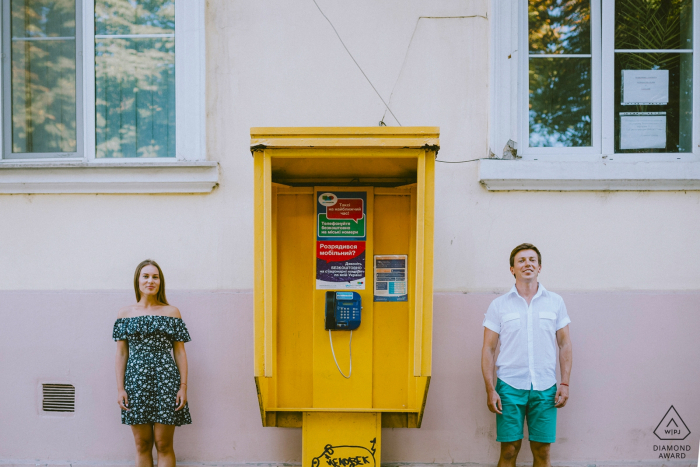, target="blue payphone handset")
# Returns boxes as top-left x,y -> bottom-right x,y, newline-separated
325,291 -> 361,378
